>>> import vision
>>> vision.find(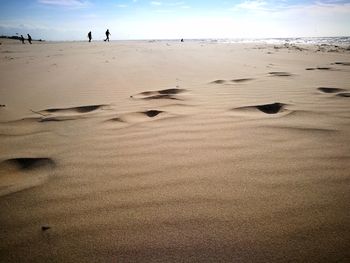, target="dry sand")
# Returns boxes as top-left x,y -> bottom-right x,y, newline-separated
0,39 -> 350,262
